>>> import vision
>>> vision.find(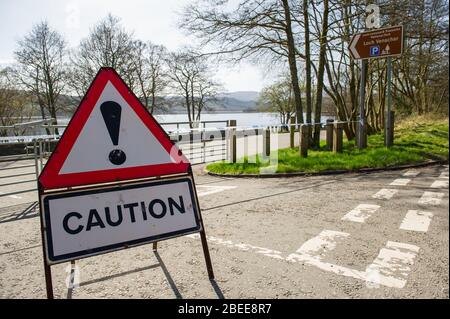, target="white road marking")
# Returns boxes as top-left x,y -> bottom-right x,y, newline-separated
186,233 -> 284,260
366,241 -> 420,288
402,171 -> 420,177
439,172 -> 448,179
372,188 -> 398,200
399,210 -> 433,232
287,230 -> 419,288
390,178 -> 411,186
0,191 -> 22,199
341,204 -> 381,223
418,192 -> 444,206
430,180 -> 448,189
196,185 -> 237,197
